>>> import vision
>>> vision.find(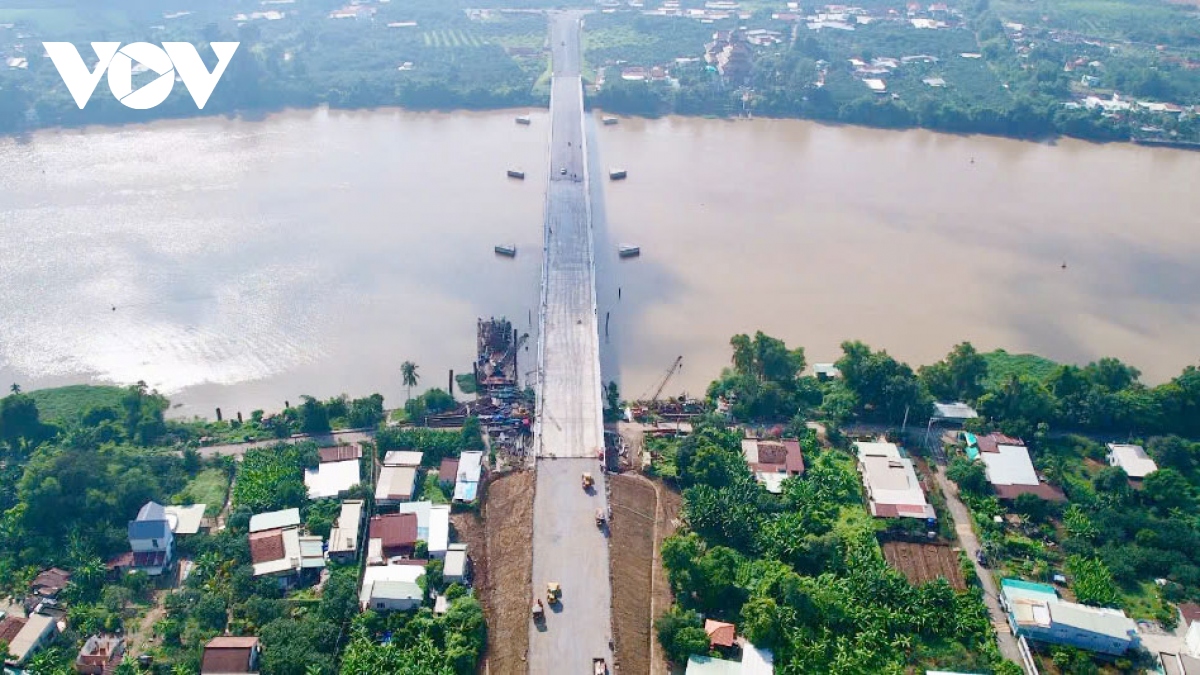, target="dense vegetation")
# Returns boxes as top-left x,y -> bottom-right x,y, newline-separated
654,416 -> 1014,673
